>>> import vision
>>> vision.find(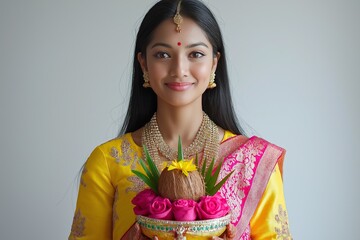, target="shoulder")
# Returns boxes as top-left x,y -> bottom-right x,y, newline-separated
221,130 -> 248,143
220,132 -> 285,159
98,132 -> 141,149
249,136 -> 286,154
88,133 -> 142,161
222,131 -> 285,151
